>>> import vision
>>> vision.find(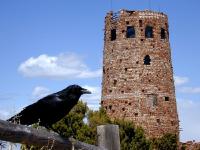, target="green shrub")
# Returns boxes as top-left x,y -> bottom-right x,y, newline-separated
152,133 -> 178,150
